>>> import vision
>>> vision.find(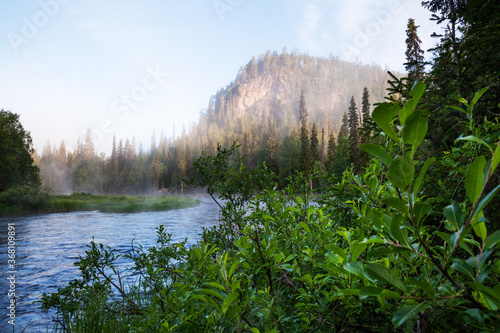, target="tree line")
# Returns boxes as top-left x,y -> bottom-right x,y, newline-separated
36,51 -> 389,194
